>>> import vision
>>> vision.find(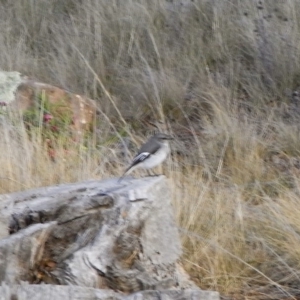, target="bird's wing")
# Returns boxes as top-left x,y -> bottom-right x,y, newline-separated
128,137 -> 160,168
132,152 -> 151,165
138,138 -> 160,155
118,152 -> 151,183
